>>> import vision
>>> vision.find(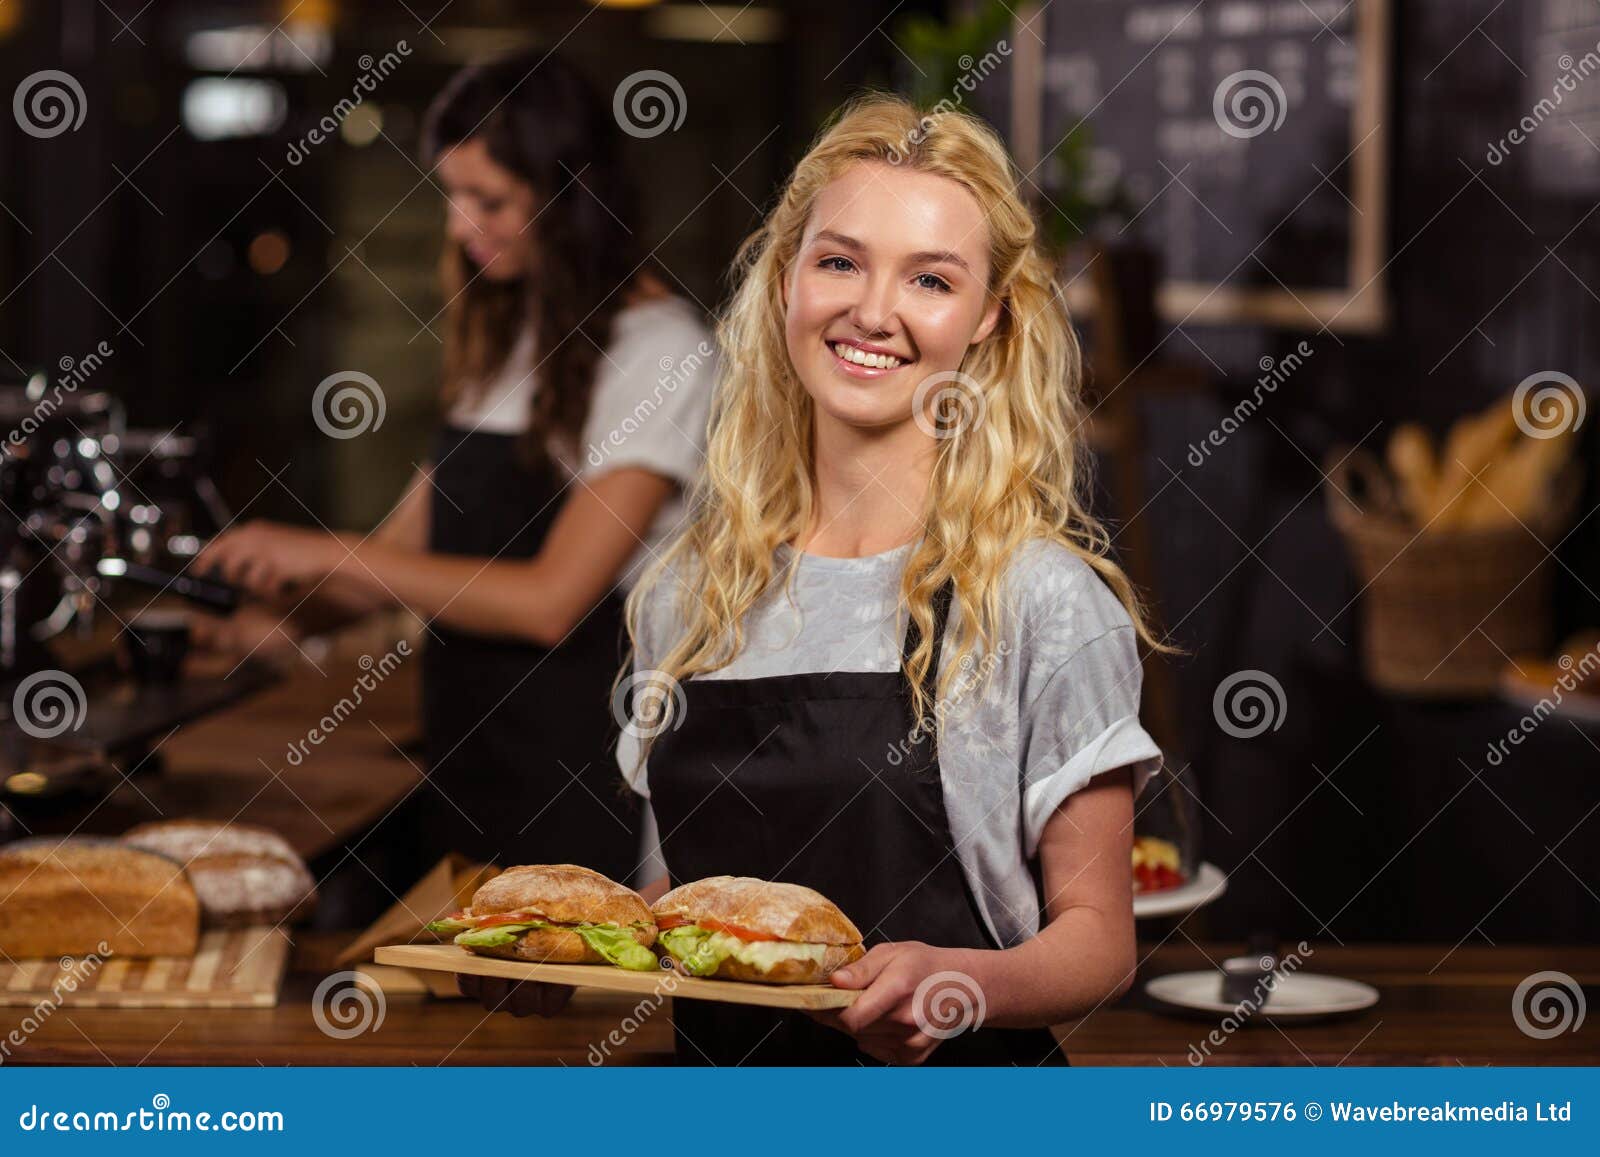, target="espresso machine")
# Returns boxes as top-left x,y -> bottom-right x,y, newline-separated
0,376 -> 272,814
